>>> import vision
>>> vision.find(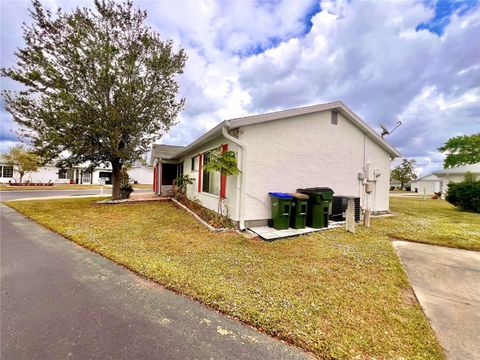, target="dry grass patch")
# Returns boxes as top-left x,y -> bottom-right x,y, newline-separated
6,197 -> 444,359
